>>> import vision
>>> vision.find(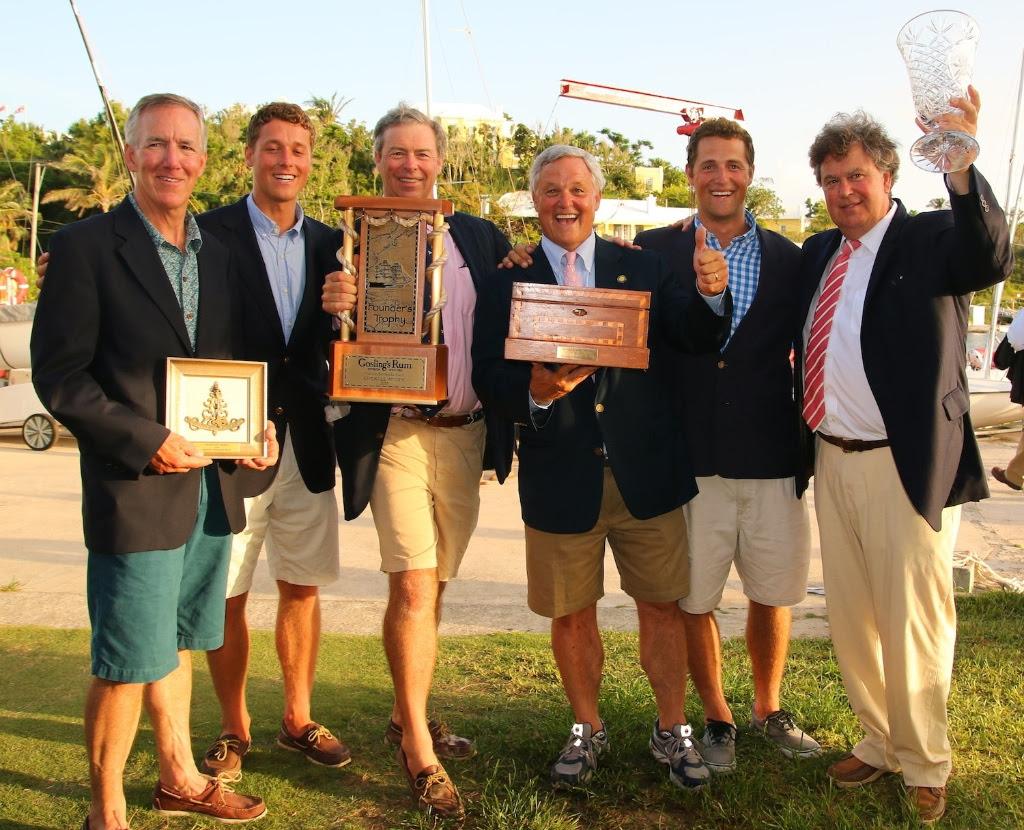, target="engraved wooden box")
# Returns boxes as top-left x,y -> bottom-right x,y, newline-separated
504,282 -> 651,370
